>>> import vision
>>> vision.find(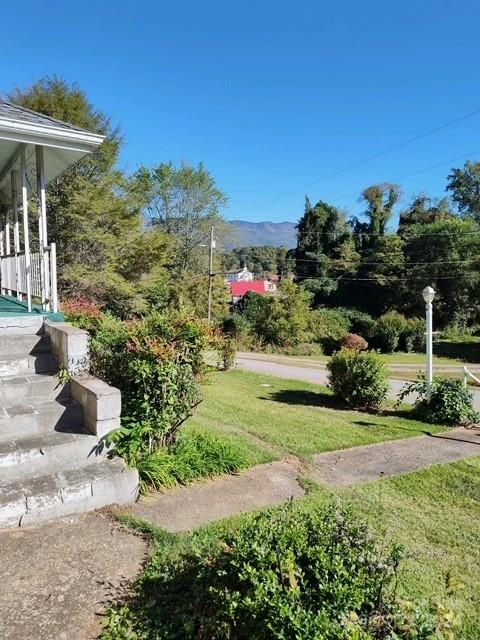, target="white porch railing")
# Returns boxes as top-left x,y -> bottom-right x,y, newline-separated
463,366 -> 480,388
0,242 -> 58,313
